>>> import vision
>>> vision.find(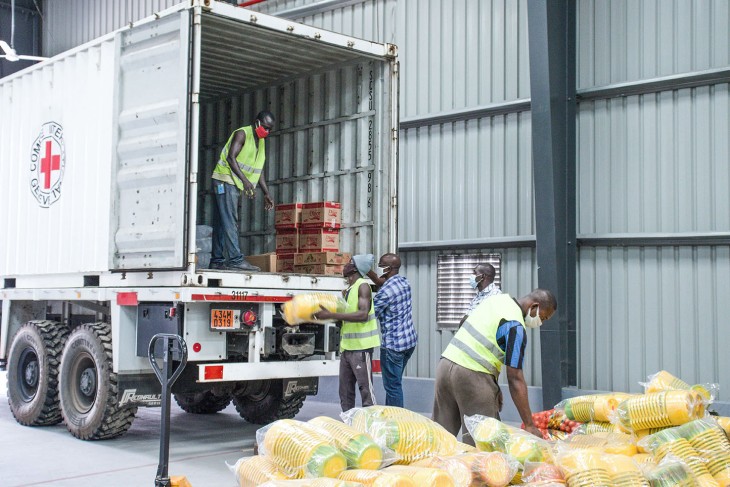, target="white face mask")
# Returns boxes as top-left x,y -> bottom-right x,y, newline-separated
377,266 -> 391,276
524,305 -> 543,329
